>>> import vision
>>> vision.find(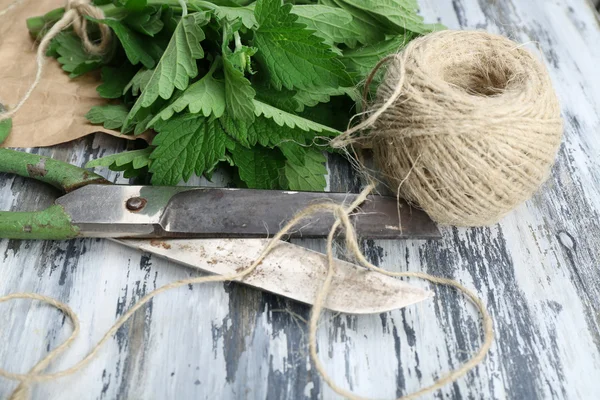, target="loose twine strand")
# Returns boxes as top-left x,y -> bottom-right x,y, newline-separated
0,0 -> 23,17
331,53 -> 407,149
1,184 -> 494,400
0,0 -> 111,123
